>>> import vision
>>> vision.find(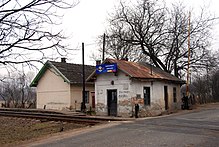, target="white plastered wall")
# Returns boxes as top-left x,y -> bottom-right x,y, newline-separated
95,71 -> 131,116
95,70 -> 182,117
36,68 -> 70,110
130,81 -> 181,111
